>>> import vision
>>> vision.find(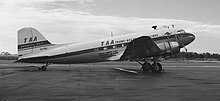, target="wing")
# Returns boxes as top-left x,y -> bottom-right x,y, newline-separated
120,36 -> 160,60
